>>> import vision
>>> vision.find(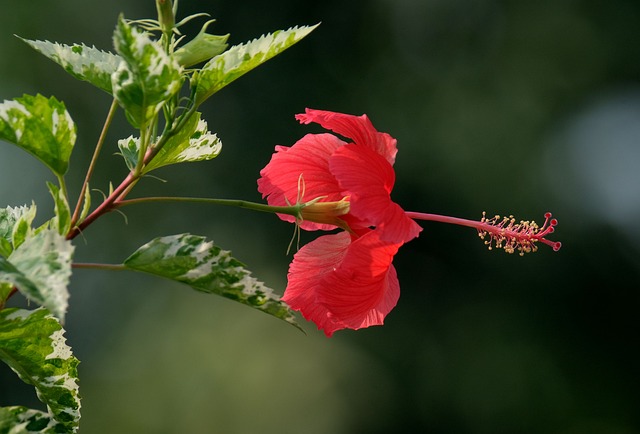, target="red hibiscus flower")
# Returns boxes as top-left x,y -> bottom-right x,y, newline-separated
258,109 -> 421,336
258,109 -> 561,337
